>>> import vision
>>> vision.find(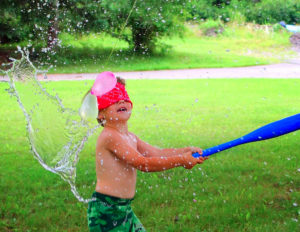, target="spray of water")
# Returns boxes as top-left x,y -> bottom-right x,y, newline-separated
0,0 -> 139,204
3,48 -> 99,203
